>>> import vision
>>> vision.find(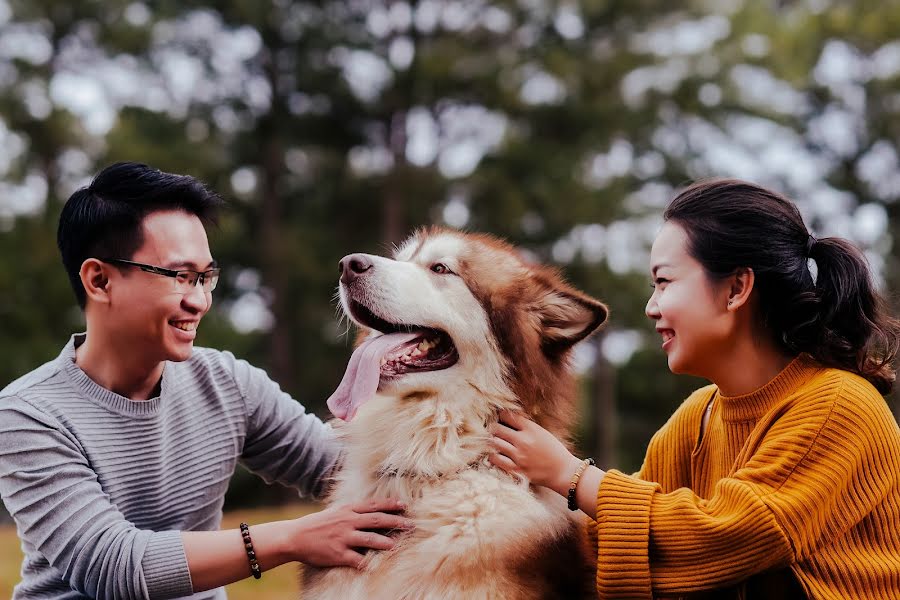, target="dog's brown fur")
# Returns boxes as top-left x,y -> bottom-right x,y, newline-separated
302,228 -> 606,599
